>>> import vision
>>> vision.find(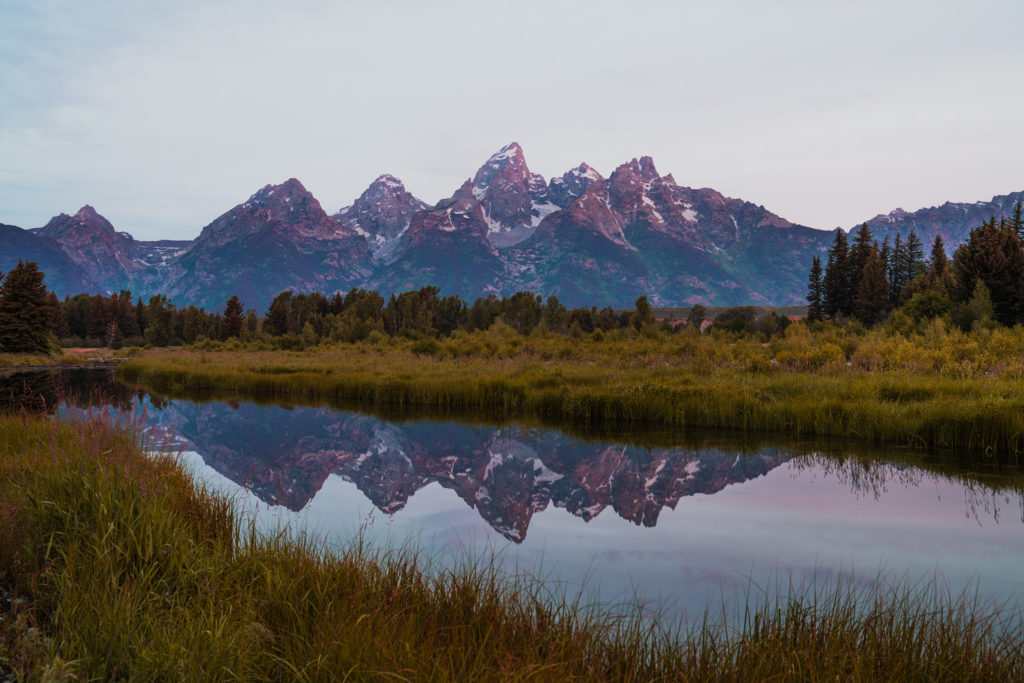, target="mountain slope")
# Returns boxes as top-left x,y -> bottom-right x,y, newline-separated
861,191 -> 1024,251
0,223 -> 96,296
162,179 -> 371,311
